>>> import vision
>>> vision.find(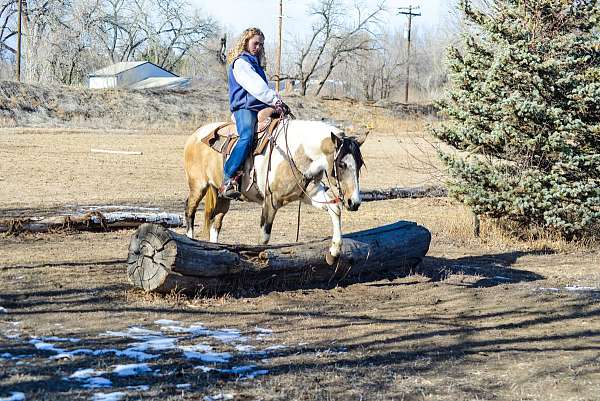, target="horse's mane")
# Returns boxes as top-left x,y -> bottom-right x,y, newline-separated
335,136 -> 365,176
